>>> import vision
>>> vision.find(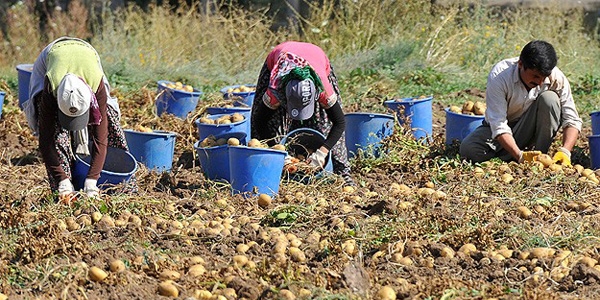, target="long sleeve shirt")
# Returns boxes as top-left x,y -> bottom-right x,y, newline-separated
38,78 -> 109,182
485,57 -> 582,139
